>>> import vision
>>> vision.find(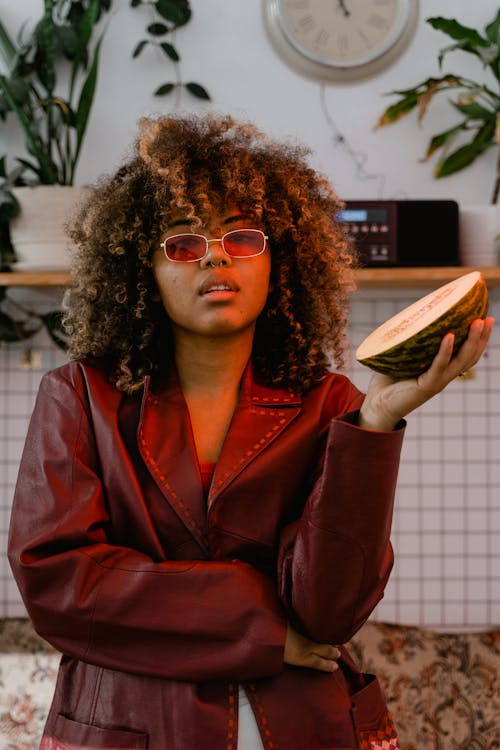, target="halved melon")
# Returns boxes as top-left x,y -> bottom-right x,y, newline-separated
356,271 -> 488,379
